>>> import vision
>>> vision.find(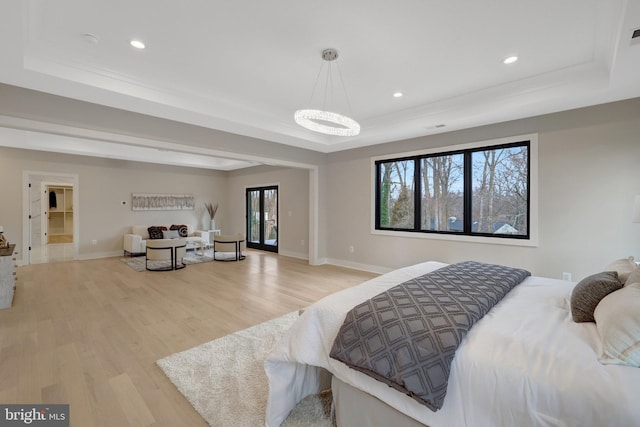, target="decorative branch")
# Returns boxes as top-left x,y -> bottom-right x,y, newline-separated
204,202 -> 218,219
